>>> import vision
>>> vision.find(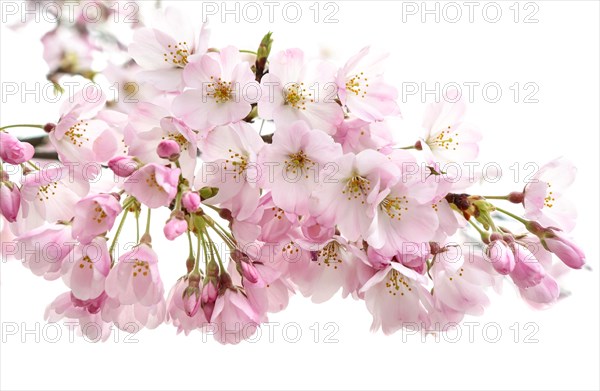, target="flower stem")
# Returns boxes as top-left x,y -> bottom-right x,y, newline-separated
0,124 -> 44,132
483,195 -> 509,200
145,208 -> 152,236
494,206 -> 529,225
239,49 -> 257,55
468,219 -> 490,242
187,230 -> 195,260
109,209 -> 129,263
